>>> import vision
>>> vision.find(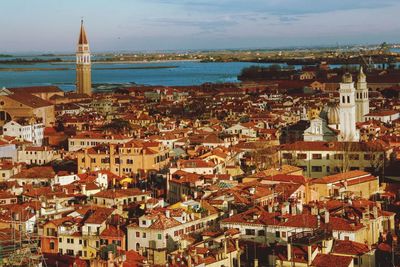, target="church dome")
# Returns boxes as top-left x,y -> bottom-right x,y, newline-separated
320,102 -> 340,125
342,72 -> 353,83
